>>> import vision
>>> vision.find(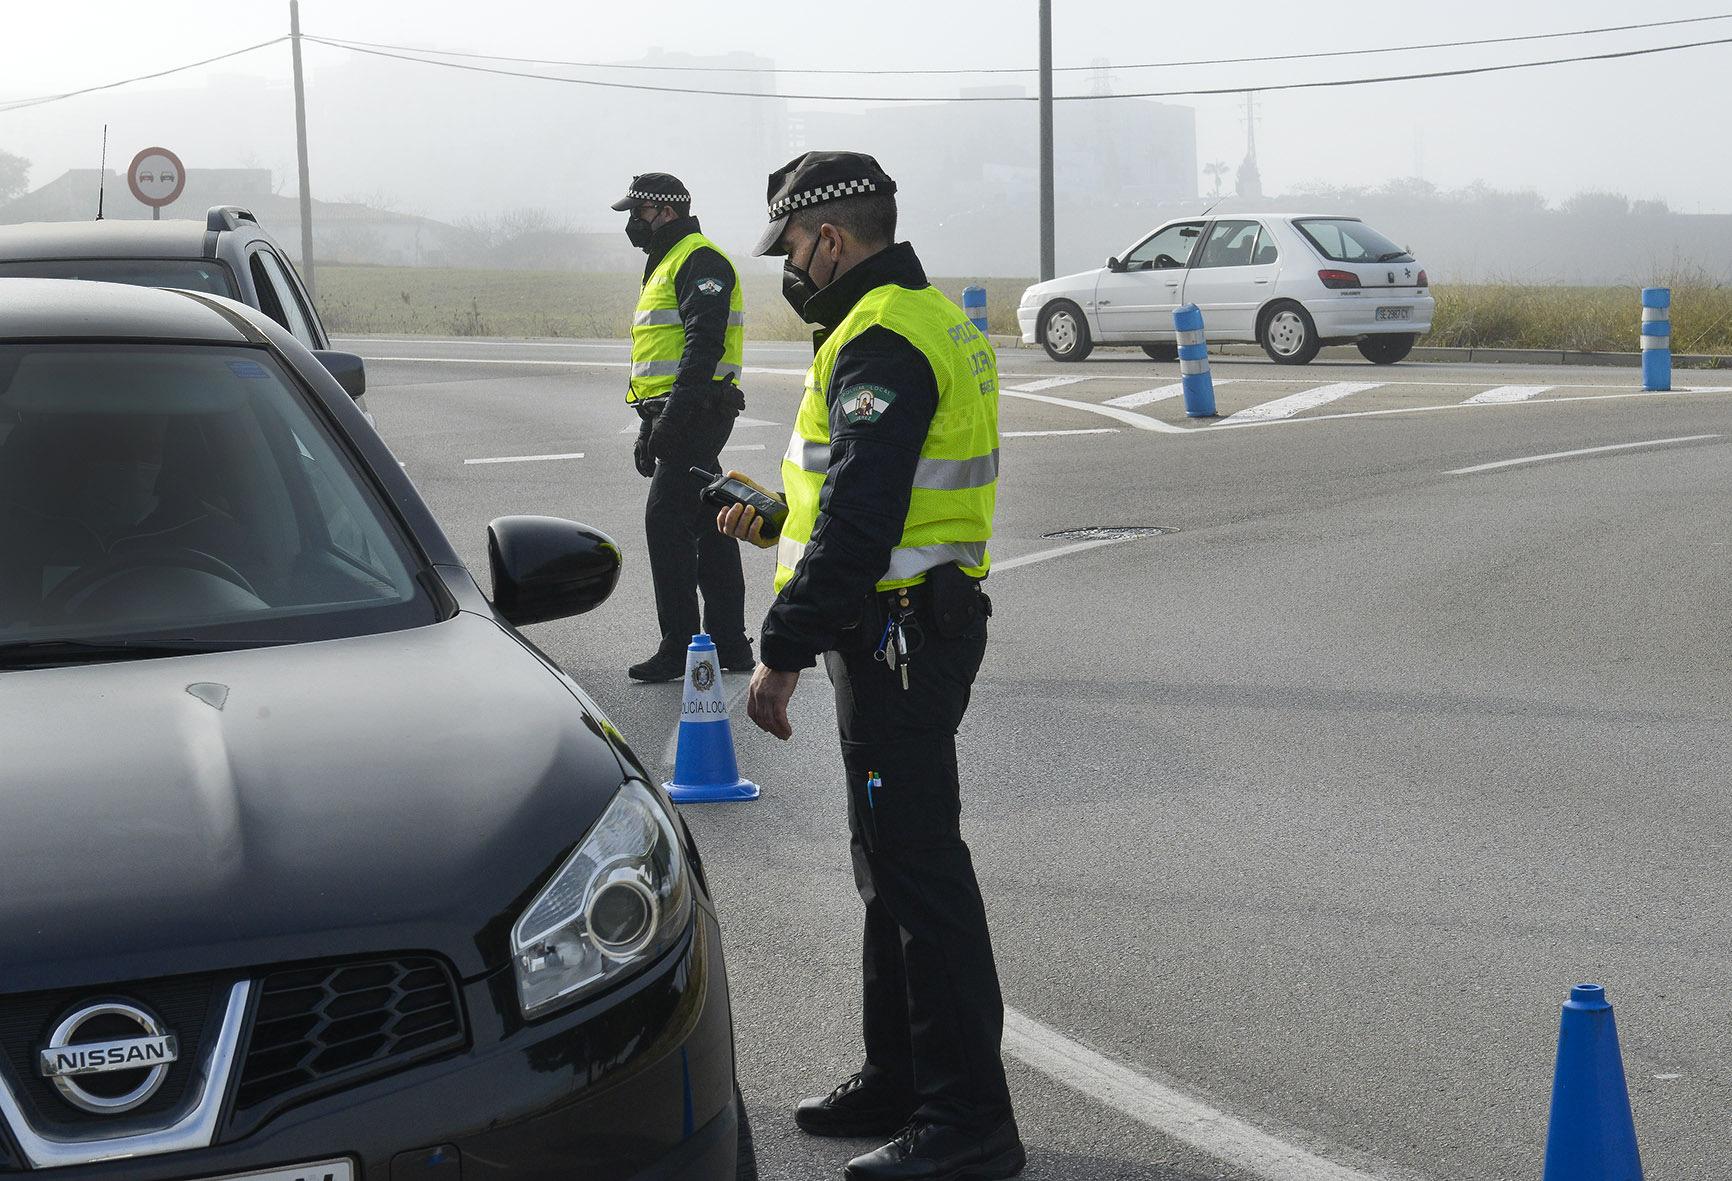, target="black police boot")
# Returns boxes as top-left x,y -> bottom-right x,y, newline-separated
627,645 -> 687,683
794,1073 -> 914,1139
844,1118 -> 1025,1181
716,637 -> 756,673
